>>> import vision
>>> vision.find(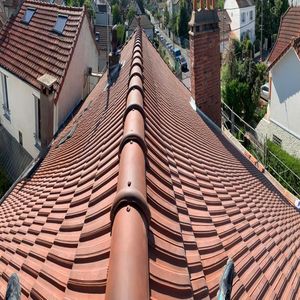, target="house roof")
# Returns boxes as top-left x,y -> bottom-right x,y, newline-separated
1,29 -> 300,299
95,24 -> 111,51
218,9 -> 231,39
129,14 -> 153,31
268,7 -> 300,69
236,0 -> 254,8
0,0 -> 85,102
